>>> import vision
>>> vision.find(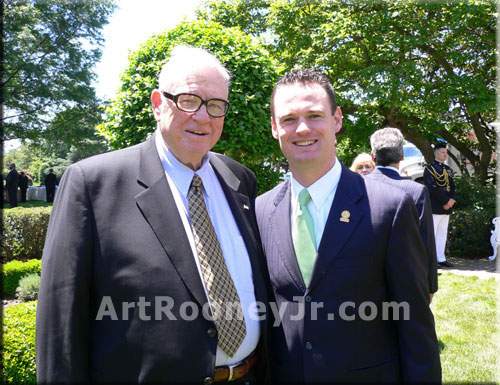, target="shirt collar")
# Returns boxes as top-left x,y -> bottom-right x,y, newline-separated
291,157 -> 342,211
376,165 -> 400,173
154,129 -> 213,198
